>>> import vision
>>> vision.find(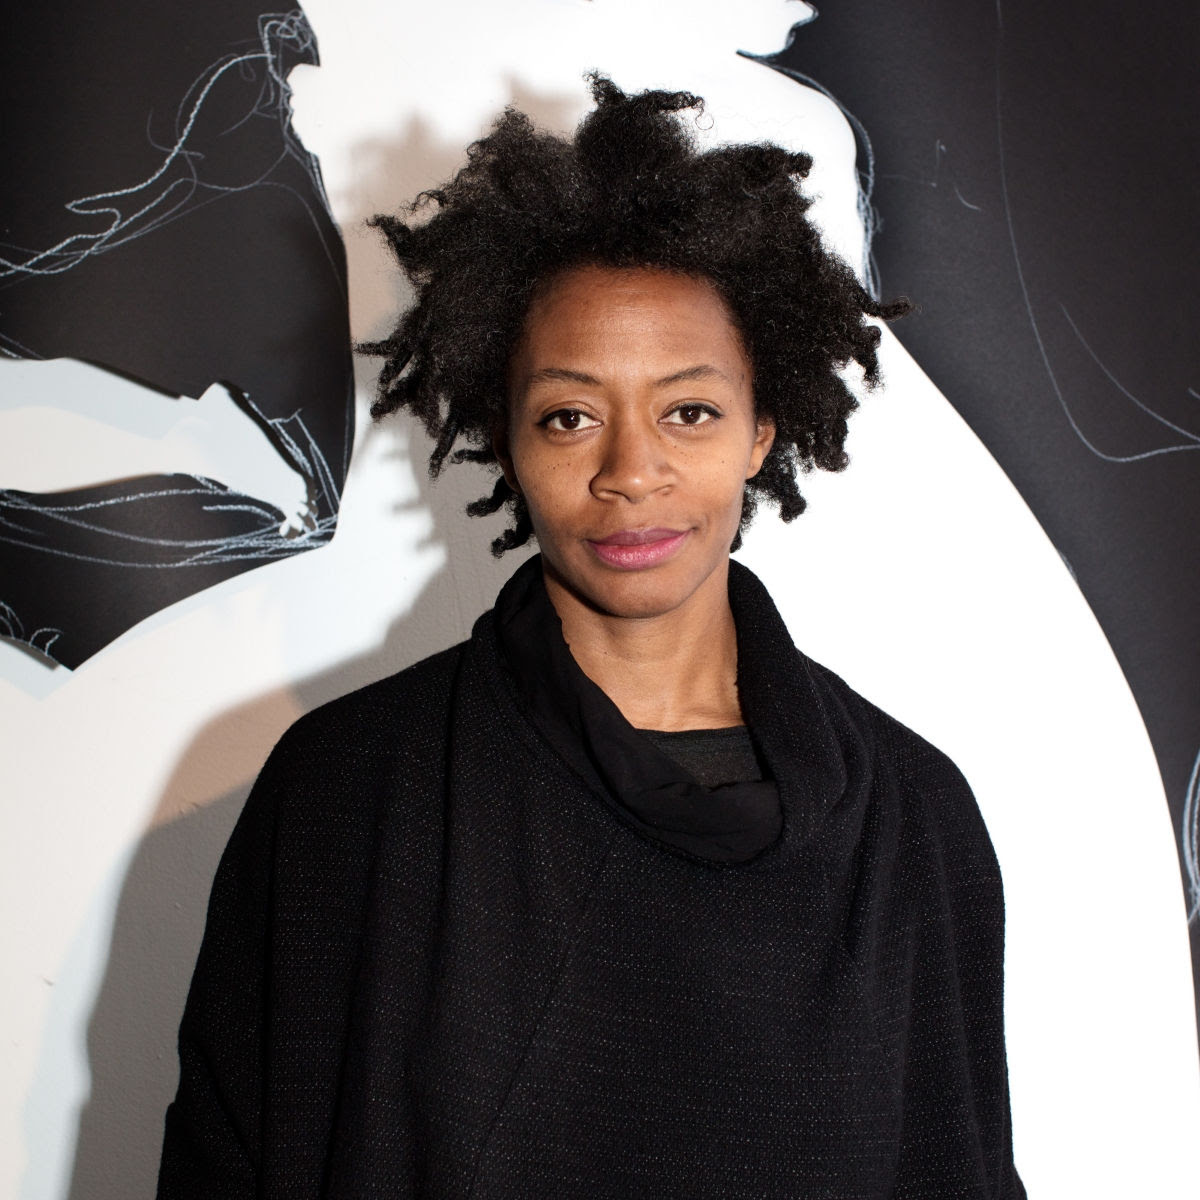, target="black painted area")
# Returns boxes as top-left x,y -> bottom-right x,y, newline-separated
0,1 -> 353,667
770,0 -> 1200,1022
